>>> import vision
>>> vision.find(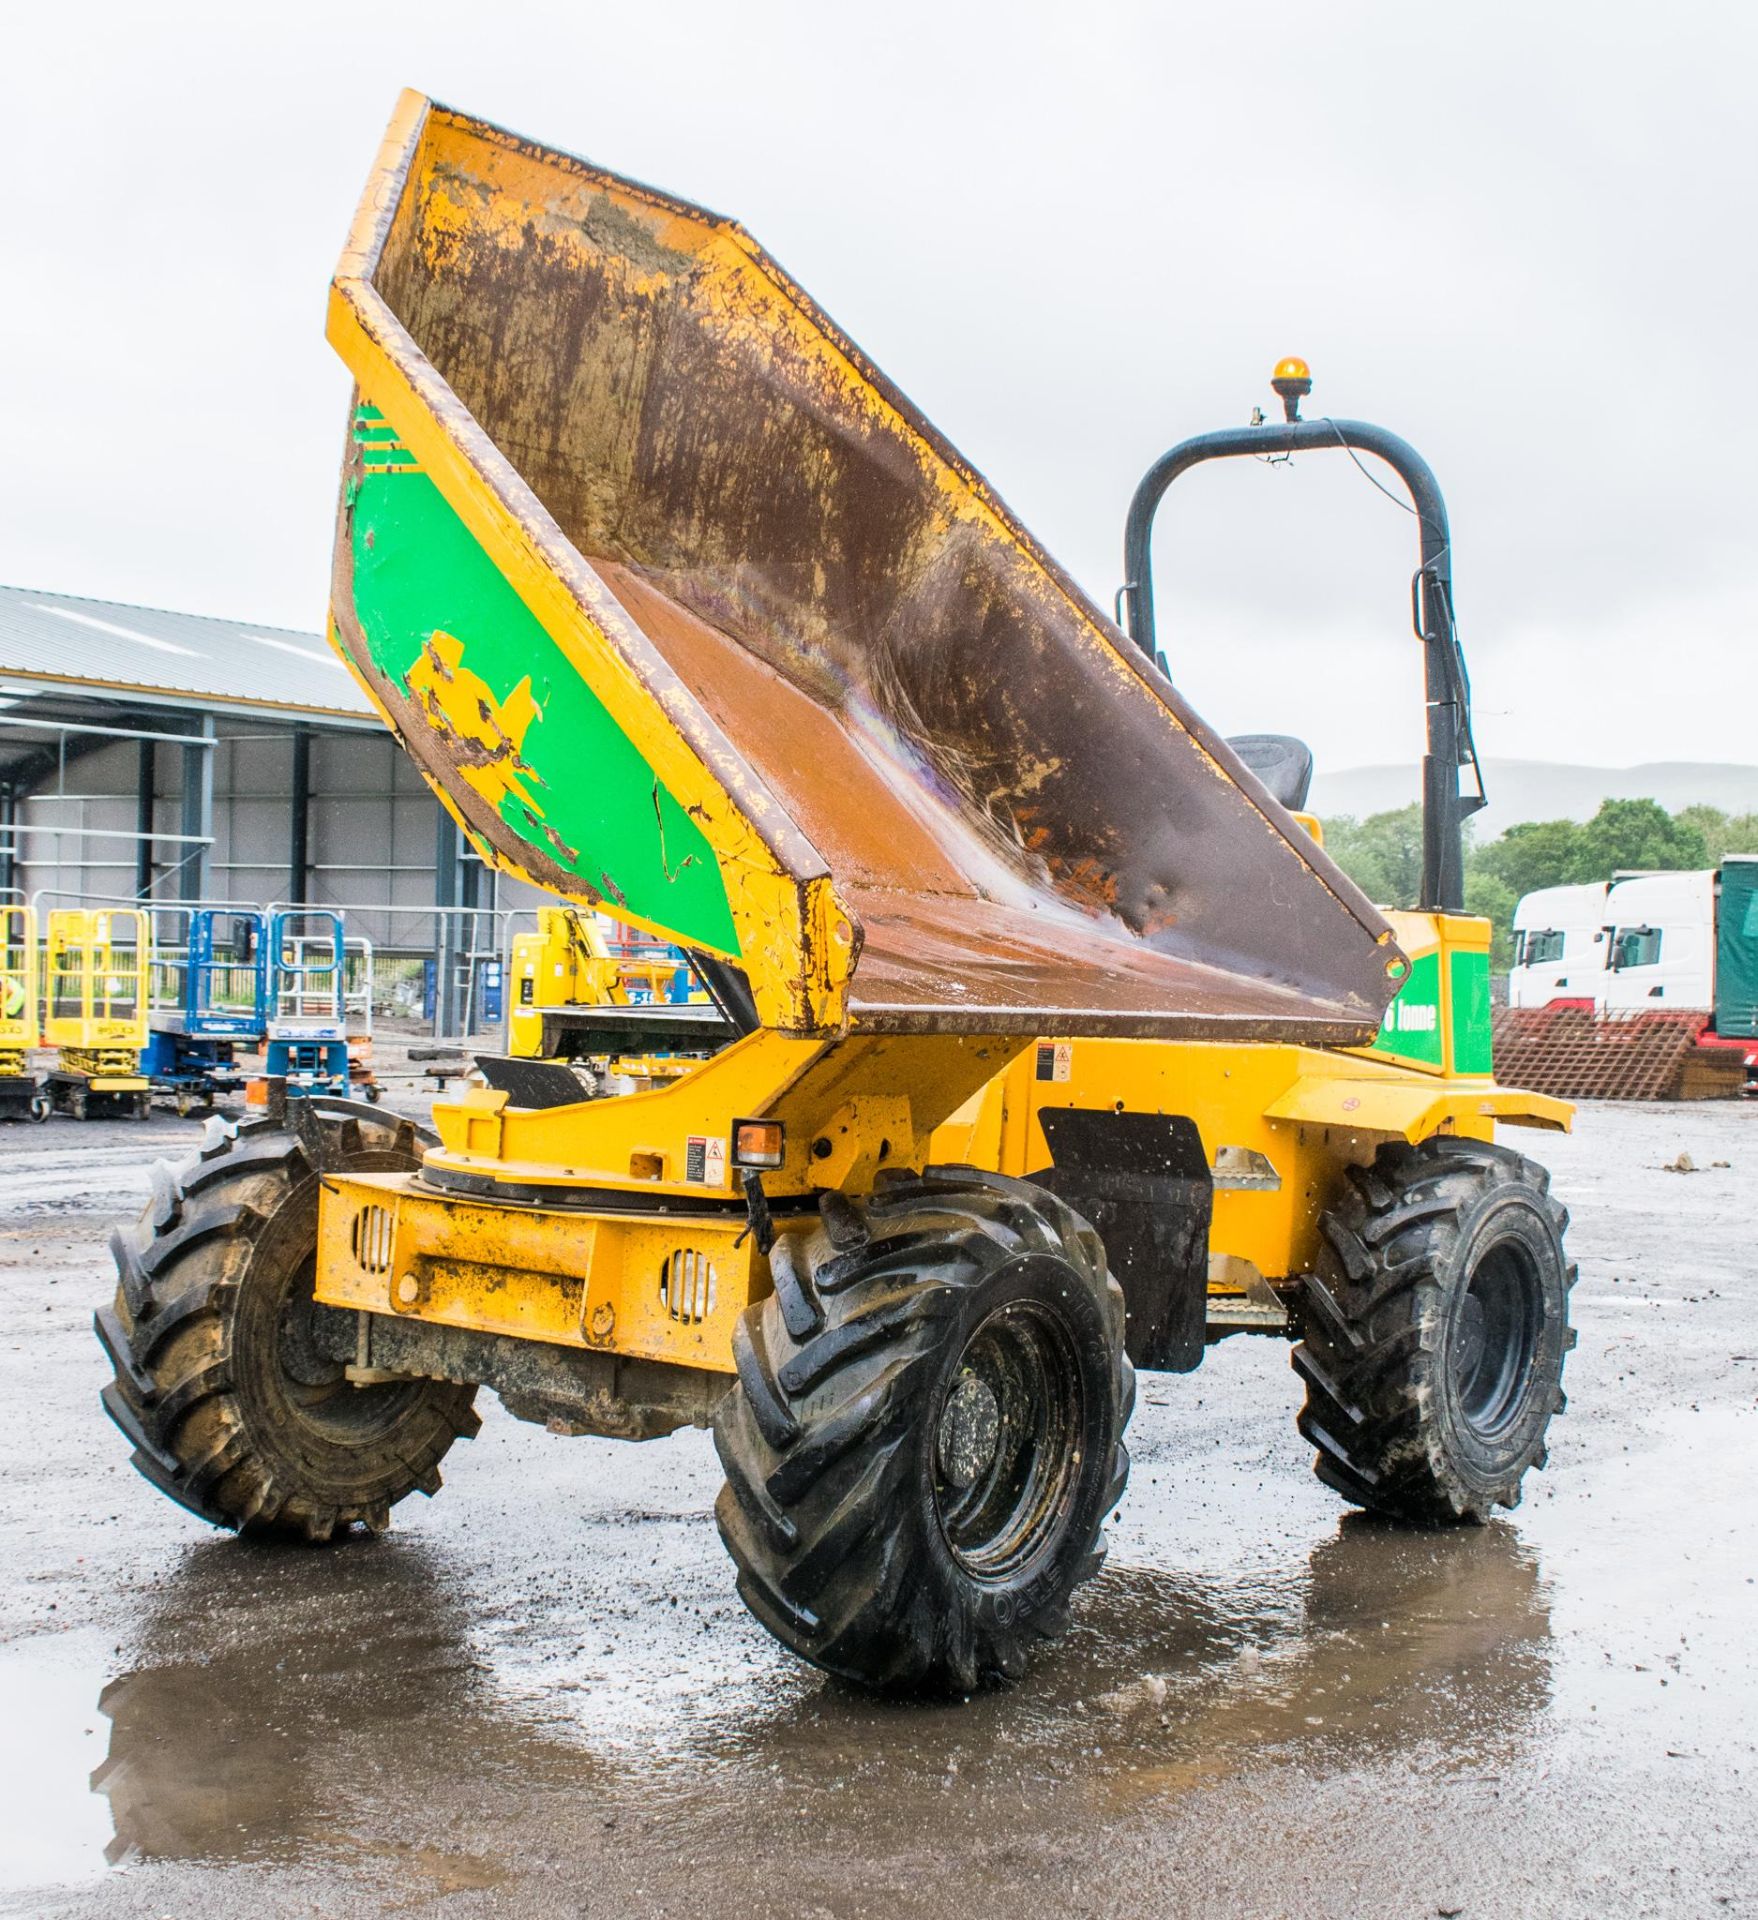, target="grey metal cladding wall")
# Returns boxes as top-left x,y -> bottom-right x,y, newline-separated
0,589 -> 529,952
15,726 -> 452,949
